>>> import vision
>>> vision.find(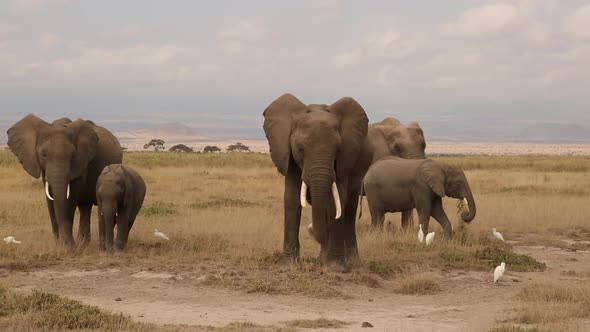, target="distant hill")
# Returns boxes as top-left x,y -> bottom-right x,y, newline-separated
115,122 -> 207,142
519,123 -> 590,143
